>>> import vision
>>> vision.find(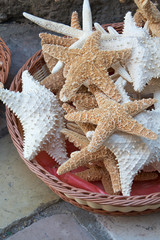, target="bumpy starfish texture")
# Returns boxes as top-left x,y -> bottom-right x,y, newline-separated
134,171 -> 158,181
71,92 -> 98,110
66,84 -> 157,152
101,12 -> 160,92
39,17 -> 77,92
134,0 -> 160,37
43,31 -> 131,102
62,103 -> 95,134
58,128 -> 121,194
0,71 -> 67,164
23,0 -> 115,74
